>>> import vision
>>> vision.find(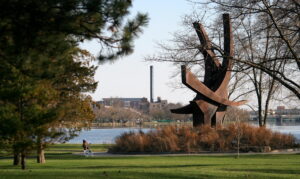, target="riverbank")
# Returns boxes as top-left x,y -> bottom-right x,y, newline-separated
91,121 -> 192,128
67,124 -> 300,144
74,148 -> 300,157
1,144 -> 300,179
